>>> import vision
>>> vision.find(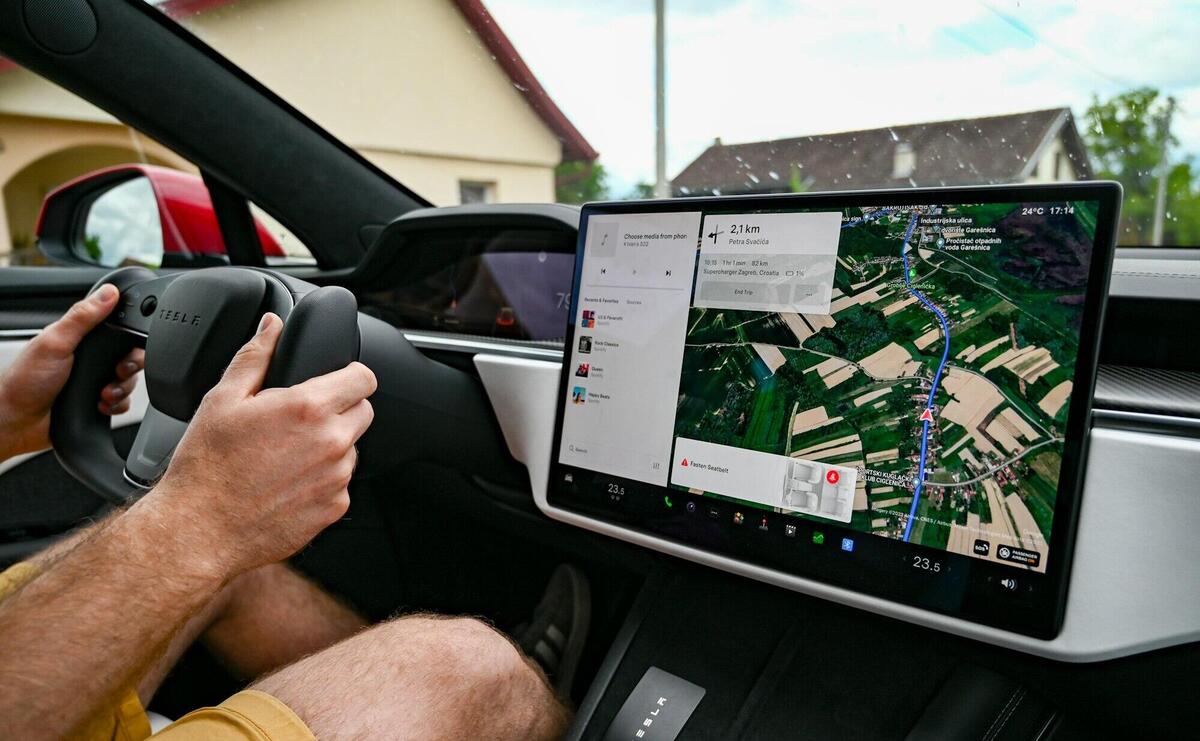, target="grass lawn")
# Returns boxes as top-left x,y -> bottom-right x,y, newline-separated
742,375 -> 785,454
